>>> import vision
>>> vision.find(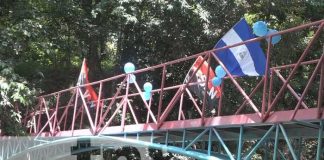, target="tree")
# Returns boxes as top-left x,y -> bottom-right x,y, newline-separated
0,60 -> 35,135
